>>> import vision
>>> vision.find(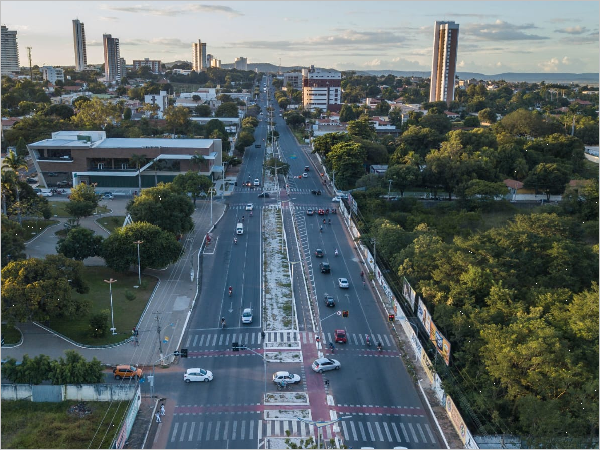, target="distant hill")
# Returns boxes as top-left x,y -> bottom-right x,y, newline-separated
164,61 -> 598,85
